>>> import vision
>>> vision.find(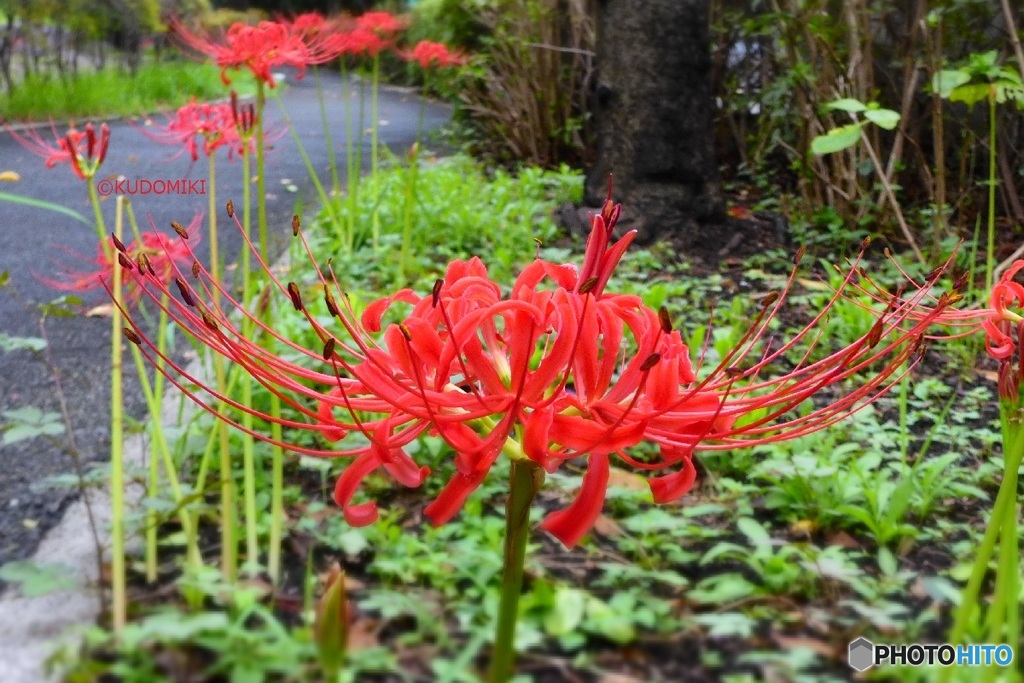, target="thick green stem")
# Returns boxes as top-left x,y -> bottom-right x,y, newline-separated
343,60 -> 357,252
109,197 -> 126,636
85,176 -> 107,244
489,460 -> 544,683
256,80 -> 268,263
240,145 -> 259,575
940,417 -> 1024,682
